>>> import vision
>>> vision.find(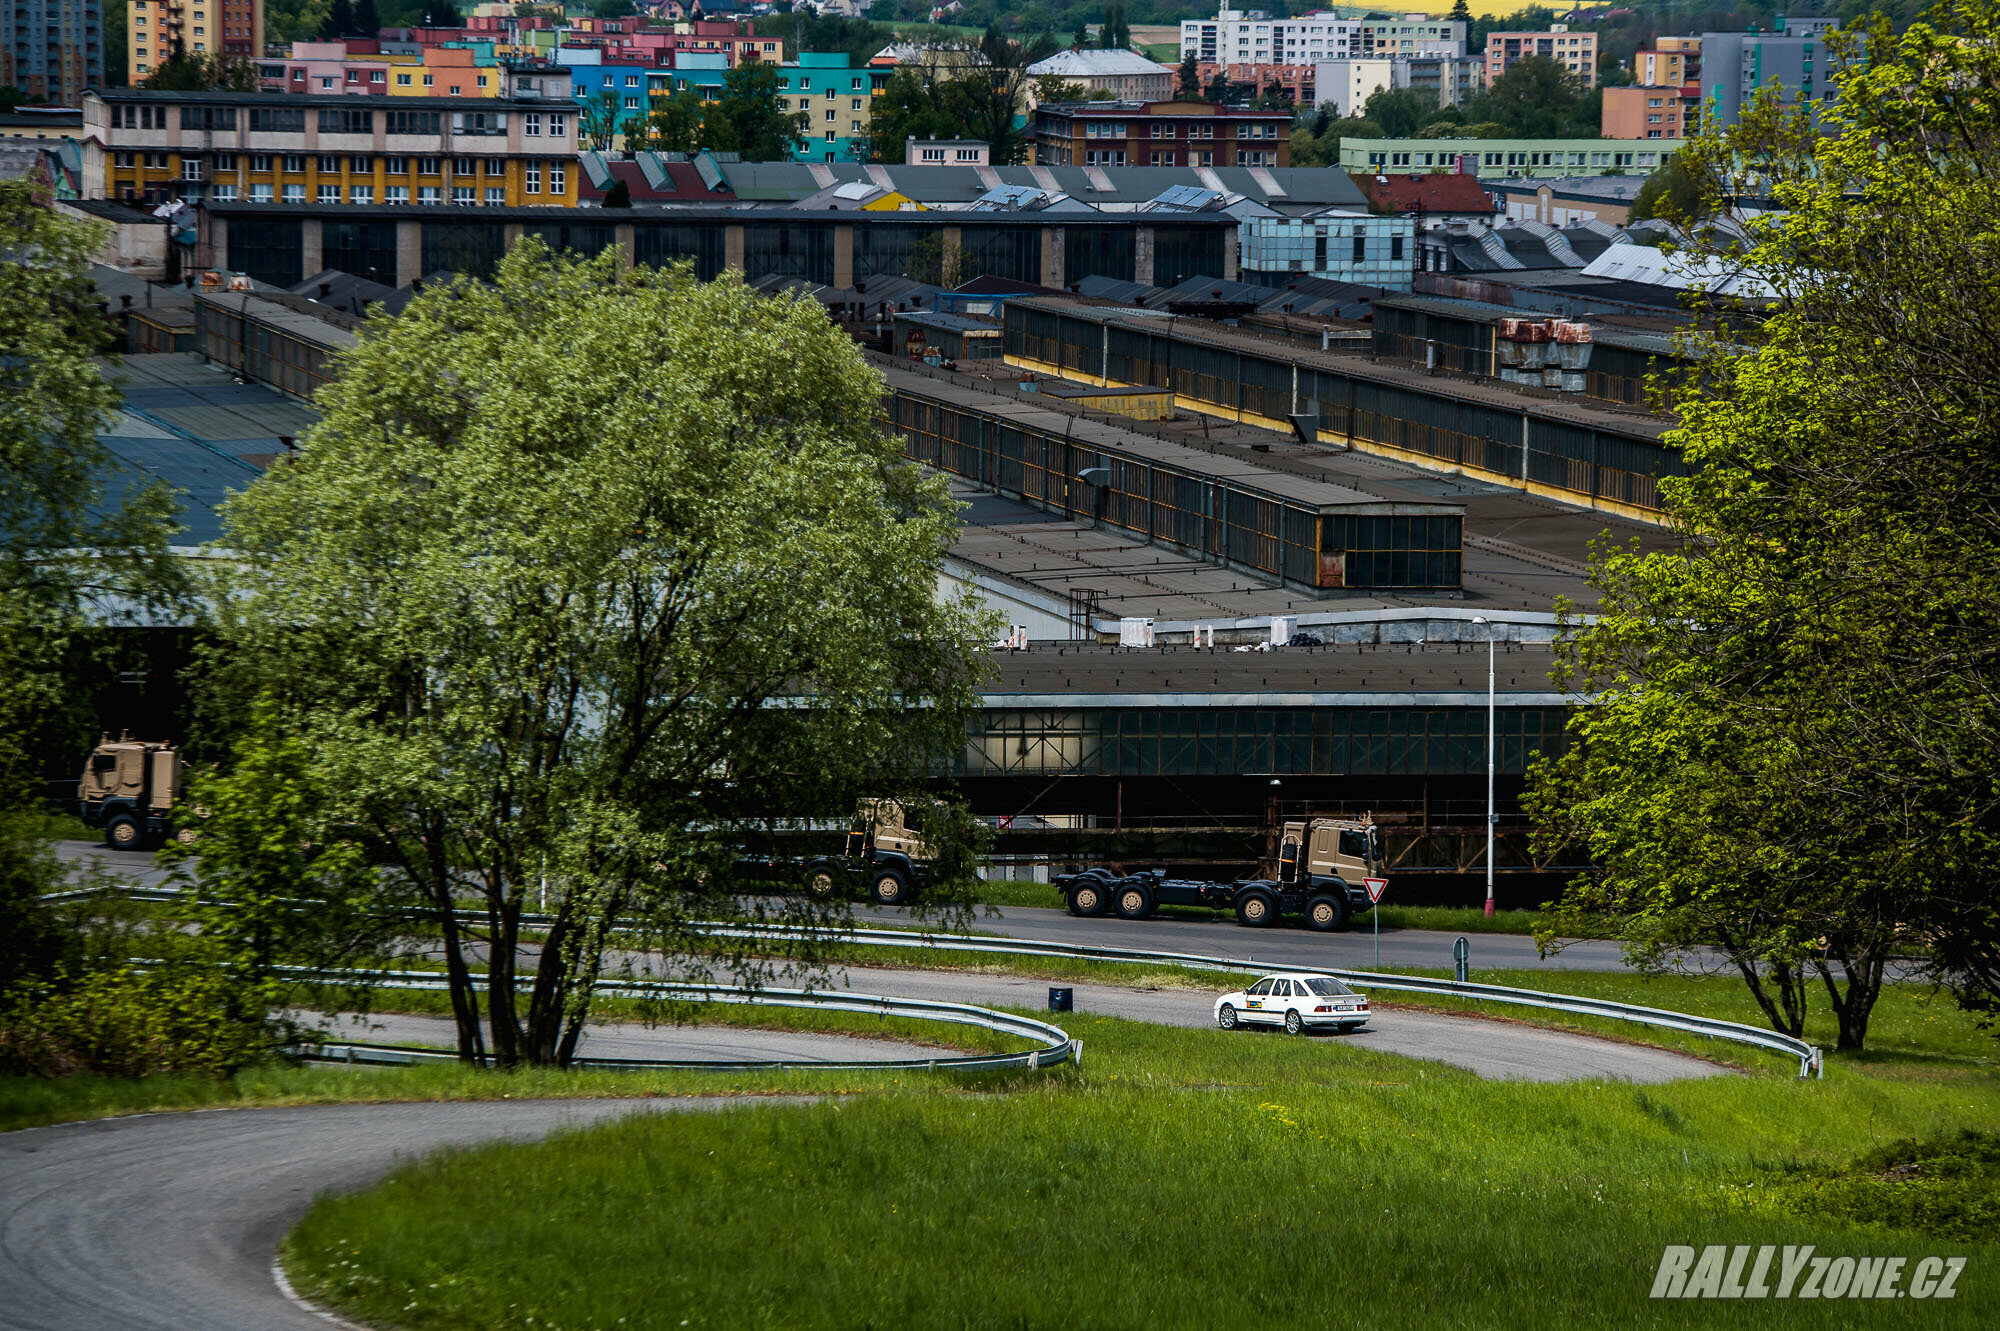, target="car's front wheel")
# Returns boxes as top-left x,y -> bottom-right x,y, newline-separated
1217,1003 -> 1239,1030
1285,1009 -> 1304,1036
